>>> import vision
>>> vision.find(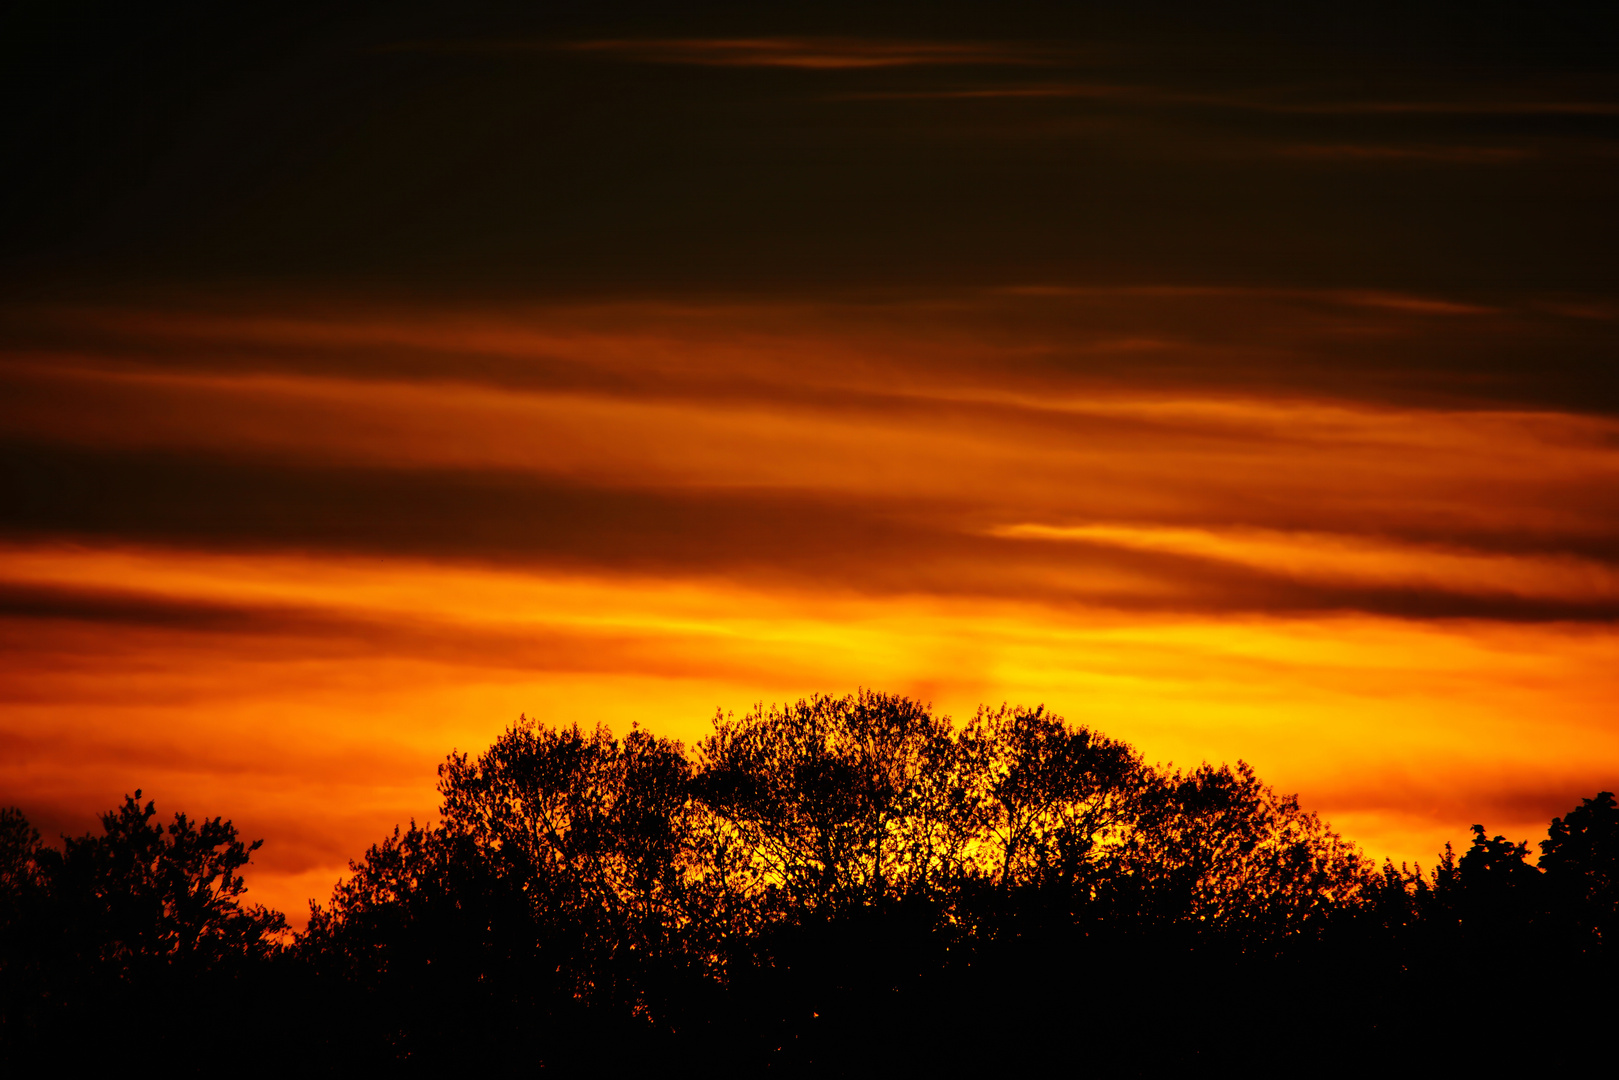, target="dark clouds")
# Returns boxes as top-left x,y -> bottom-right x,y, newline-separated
4,3 -> 1617,303
4,287 -> 1619,629
4,435 -> 1618,624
